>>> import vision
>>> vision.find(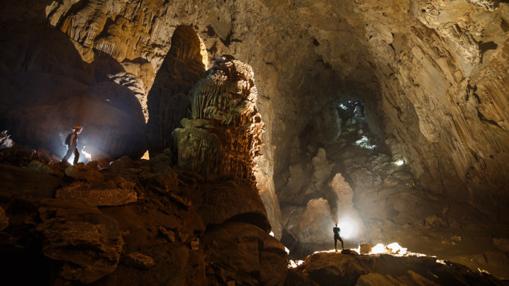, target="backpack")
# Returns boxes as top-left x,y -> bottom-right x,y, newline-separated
65,134 -> 72,145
